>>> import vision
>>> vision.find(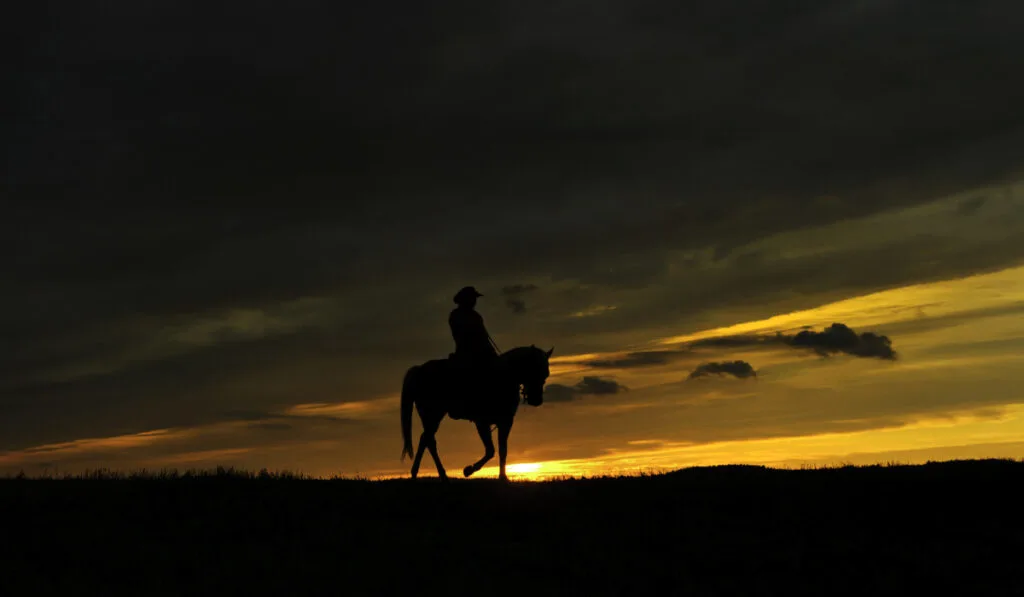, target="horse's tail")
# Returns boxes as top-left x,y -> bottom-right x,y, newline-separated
400,366 -> 417,461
